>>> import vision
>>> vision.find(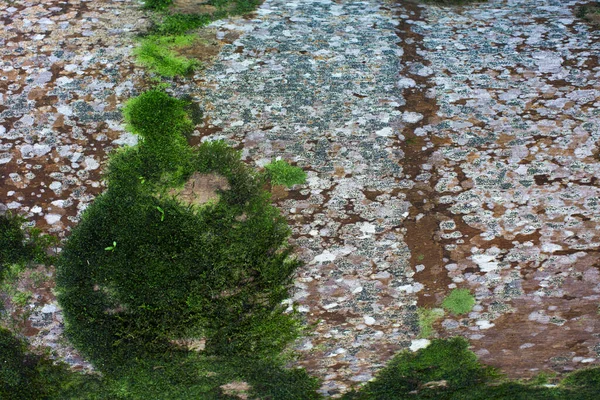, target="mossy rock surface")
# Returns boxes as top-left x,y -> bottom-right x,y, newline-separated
57,91 -> 302,372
